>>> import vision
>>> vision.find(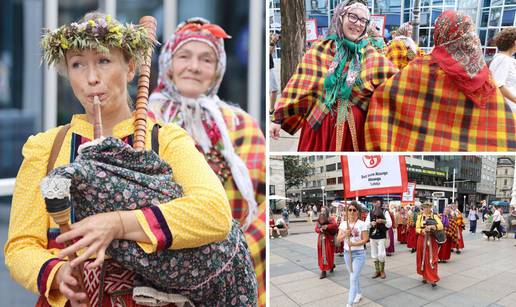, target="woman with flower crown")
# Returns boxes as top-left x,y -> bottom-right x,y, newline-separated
270,0 -> 397,152
5,12 -> 256,307
147,17 -> 266,306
